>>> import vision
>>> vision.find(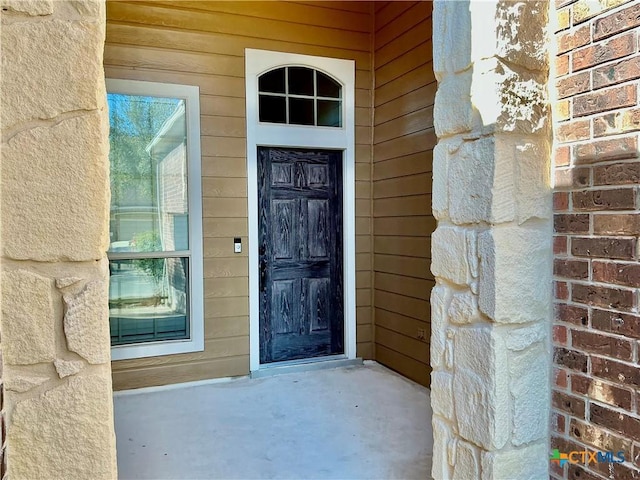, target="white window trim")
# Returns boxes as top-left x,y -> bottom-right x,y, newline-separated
105,78 -> 204,361
245,49 -> 357,372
